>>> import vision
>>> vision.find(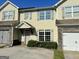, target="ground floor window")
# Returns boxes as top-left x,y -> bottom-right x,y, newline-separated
38,29 -> 51,42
